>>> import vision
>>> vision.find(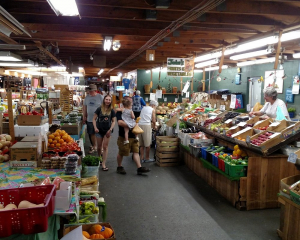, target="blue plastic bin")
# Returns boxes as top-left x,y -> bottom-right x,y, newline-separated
201,147 -> 207,160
